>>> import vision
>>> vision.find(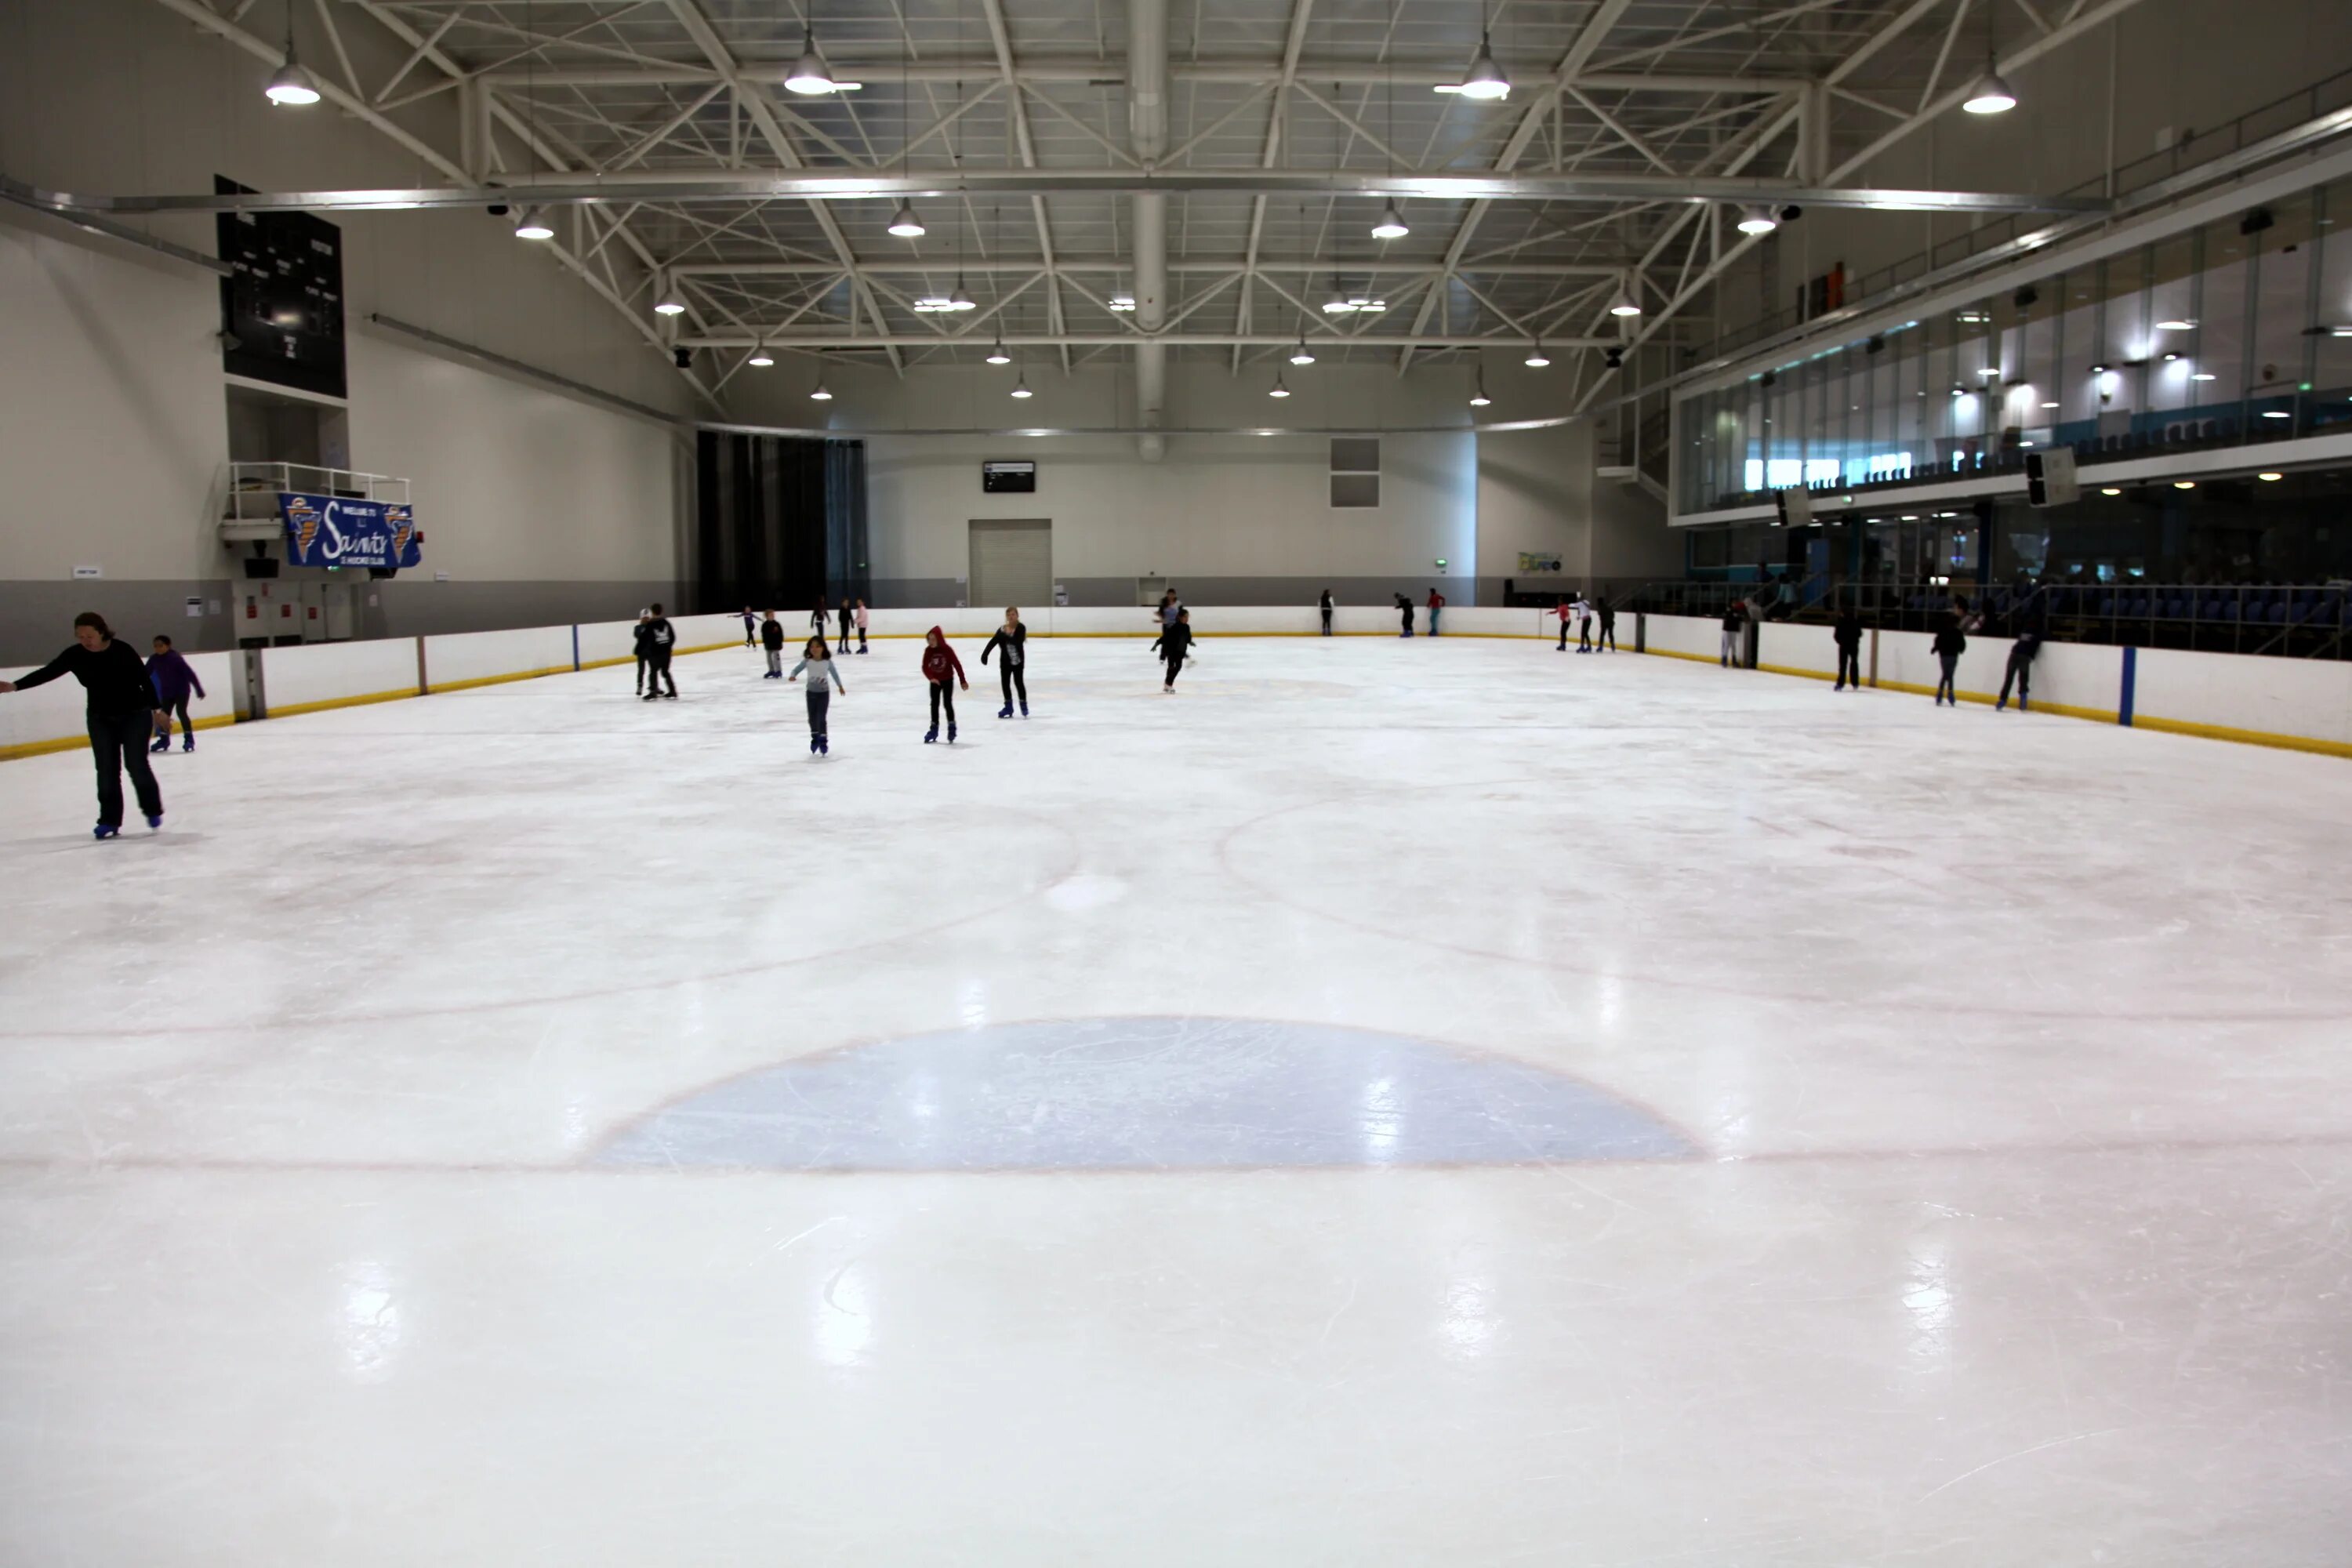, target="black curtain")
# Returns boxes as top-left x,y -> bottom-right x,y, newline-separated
695,432 -> 868,615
